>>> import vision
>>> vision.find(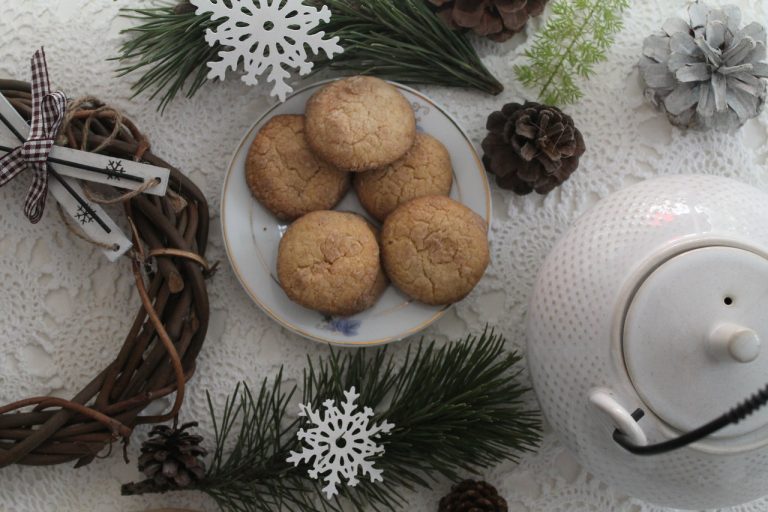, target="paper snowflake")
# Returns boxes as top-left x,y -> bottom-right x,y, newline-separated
190,0 -> 344,101
287,387 -> 394,499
